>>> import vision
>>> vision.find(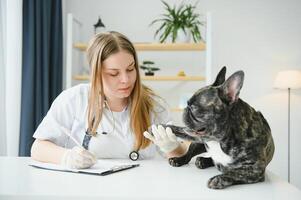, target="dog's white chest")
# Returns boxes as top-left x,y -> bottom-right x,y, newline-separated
200,141 -> 233,166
